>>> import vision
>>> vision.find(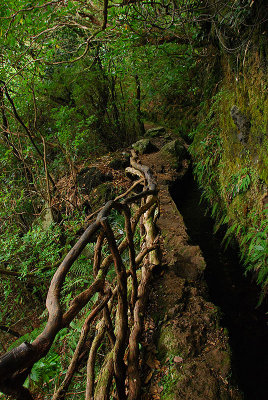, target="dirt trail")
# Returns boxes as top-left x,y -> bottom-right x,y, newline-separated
138,137 -> 242,400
